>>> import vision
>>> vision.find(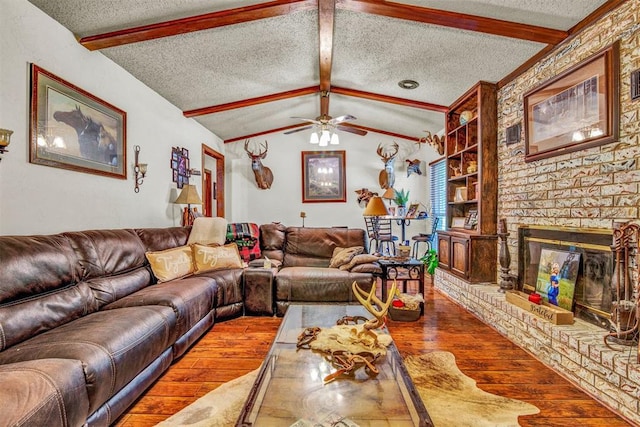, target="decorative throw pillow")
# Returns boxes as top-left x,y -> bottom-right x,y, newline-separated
192,243 -> 244,273
339,254 -> 380,271
329,246 -> 365,268
187,217 -> 228,246
145,245 -> 194,283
